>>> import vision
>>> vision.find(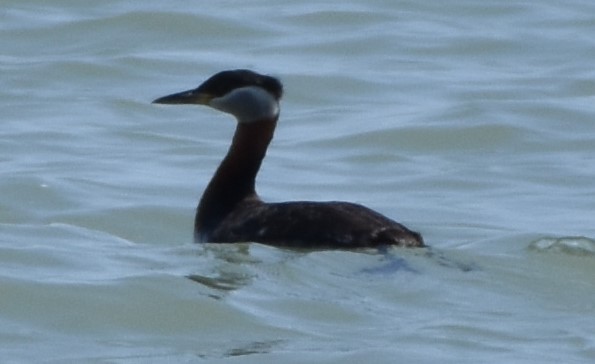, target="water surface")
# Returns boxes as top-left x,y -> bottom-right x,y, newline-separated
1,0 -> 595,362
